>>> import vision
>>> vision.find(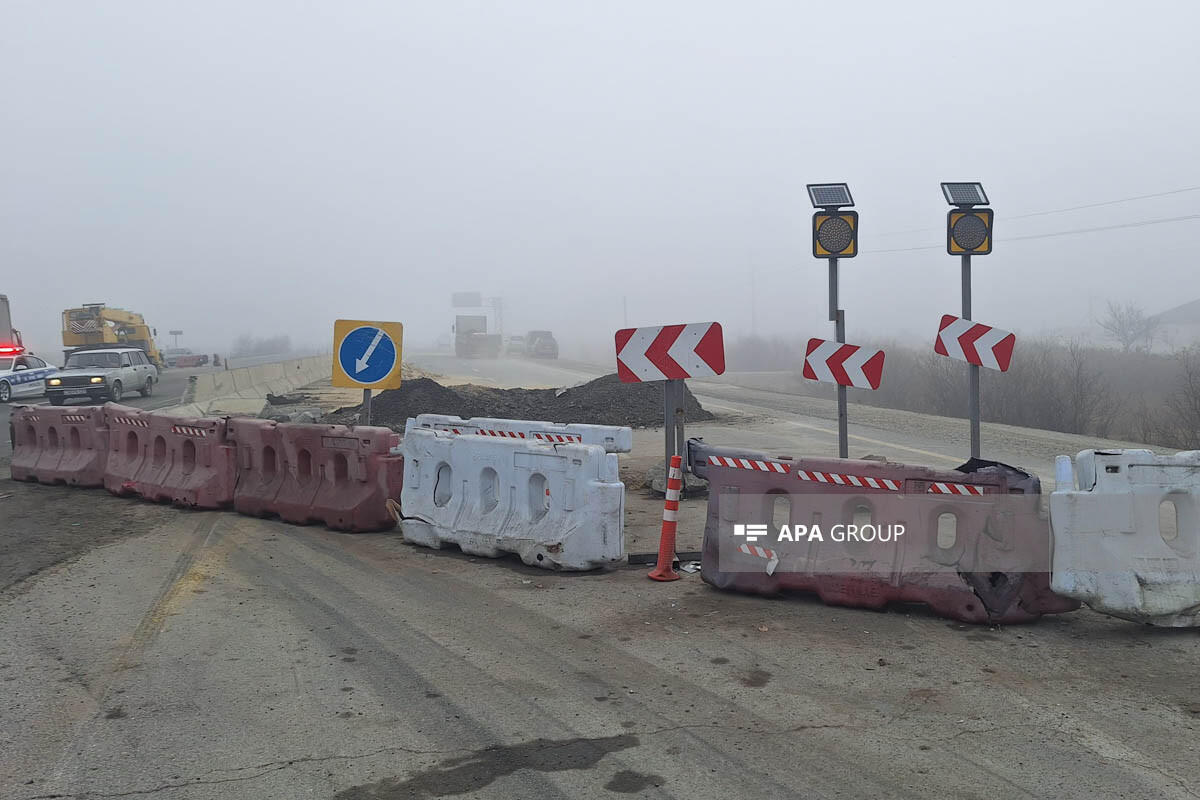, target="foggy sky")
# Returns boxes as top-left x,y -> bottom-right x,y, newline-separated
3,1 -> 1198,361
